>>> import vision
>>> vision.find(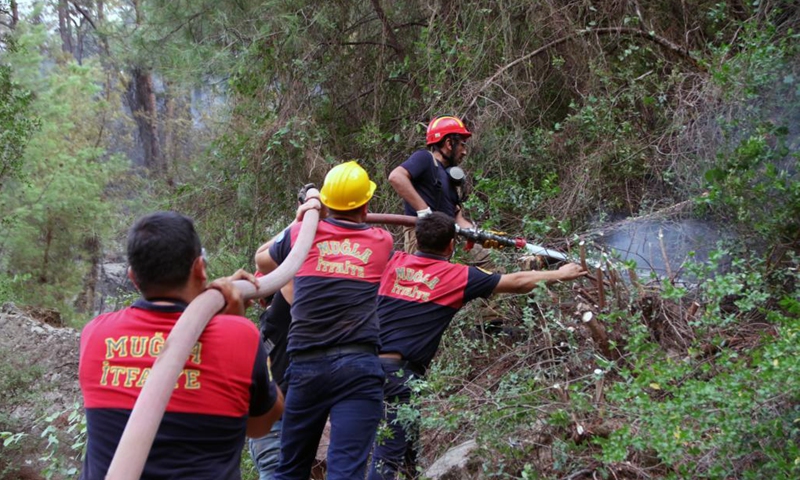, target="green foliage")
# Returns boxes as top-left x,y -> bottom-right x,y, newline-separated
701,122 -> 800,243
37,404 -> 85,479
415,294 -> 595,476
239,451 -> 260,480
683,16 -> 800,246
0,431 -> 26,448
0,346 -> 44,405
419,244 -> 800,478
0,23 -> 127,316
0,430 -> 29,478
0,271 -> 30,305
596,255 -> 800,478
139,0 -> 744,256
0,43 -> 40,191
